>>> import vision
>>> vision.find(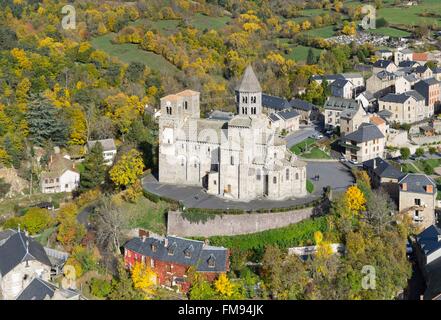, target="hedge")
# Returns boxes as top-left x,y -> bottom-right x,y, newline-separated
206,216 -> 329,258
